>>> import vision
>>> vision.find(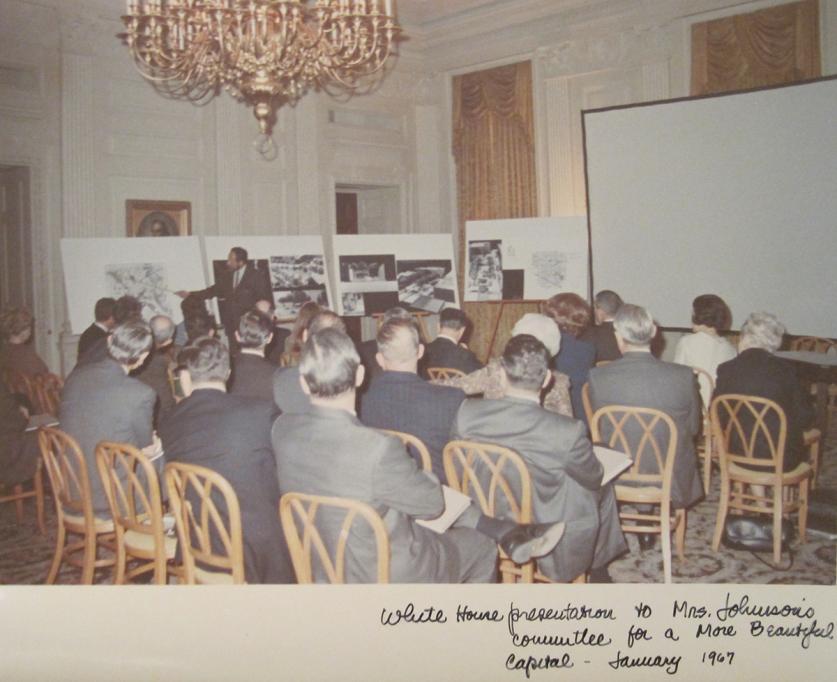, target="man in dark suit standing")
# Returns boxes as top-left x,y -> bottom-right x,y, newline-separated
60,320 -> 158,517
159,337 -> 293,583
422,308 -> 483,377
272,327 -> 566,583
453,334 -> 626,582
360,317 -> 466,482
588,304 -> 703,523
580,289 -> 623,363
229,309 -> 277,402
77,297 -> 115,361
179,247 -> 271,349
